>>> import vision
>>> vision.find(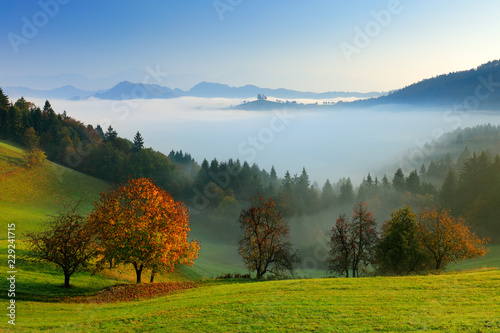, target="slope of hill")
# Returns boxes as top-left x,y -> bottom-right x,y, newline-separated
0,141 -> 109,238
14,269 -> 500,332
352,59 -> 500,109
